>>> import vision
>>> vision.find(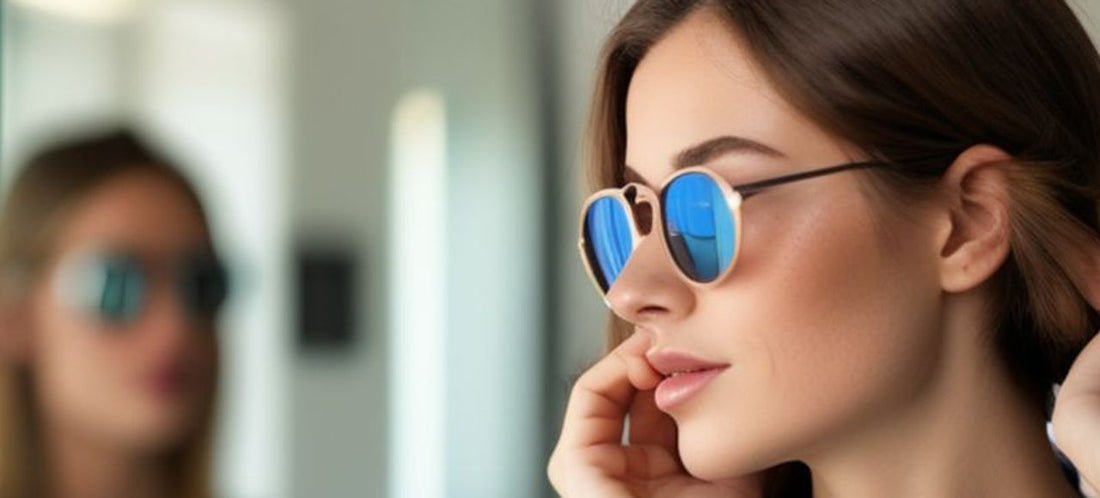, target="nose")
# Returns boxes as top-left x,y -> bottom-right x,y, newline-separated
140,284 -> 193,351
604,228 -> 695,325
